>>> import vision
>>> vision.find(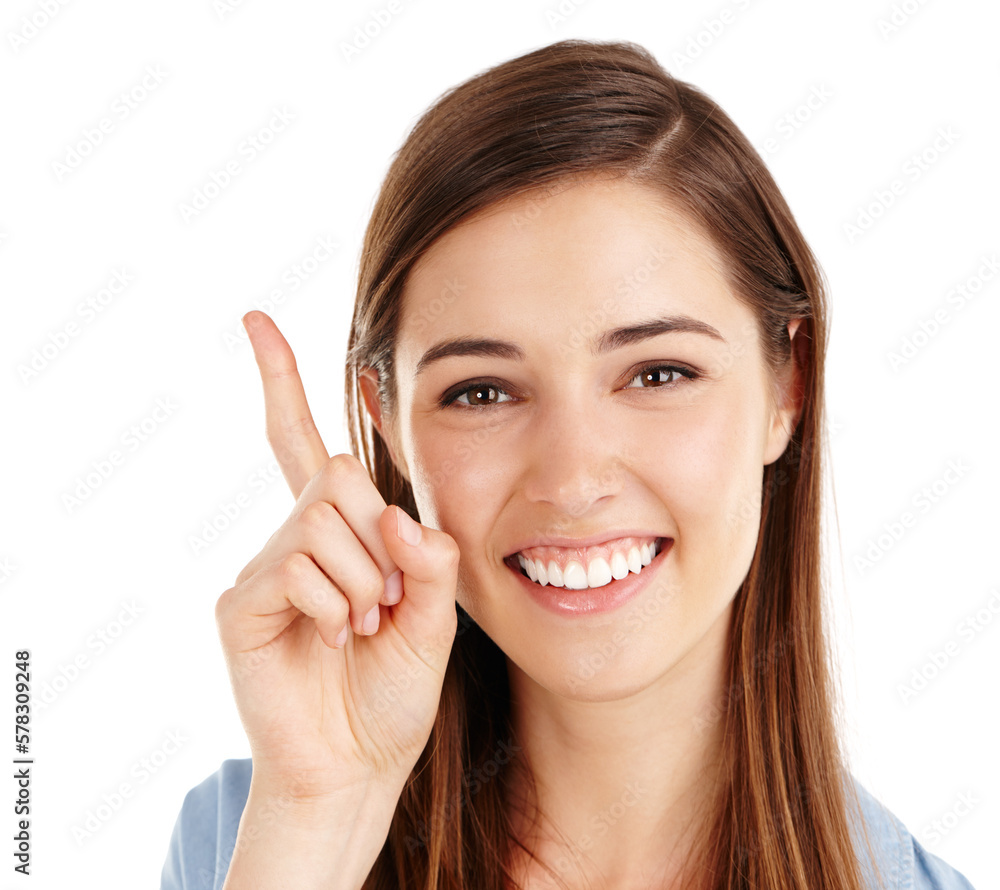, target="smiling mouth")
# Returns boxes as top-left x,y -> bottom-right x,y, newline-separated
504,536 -> 669,590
